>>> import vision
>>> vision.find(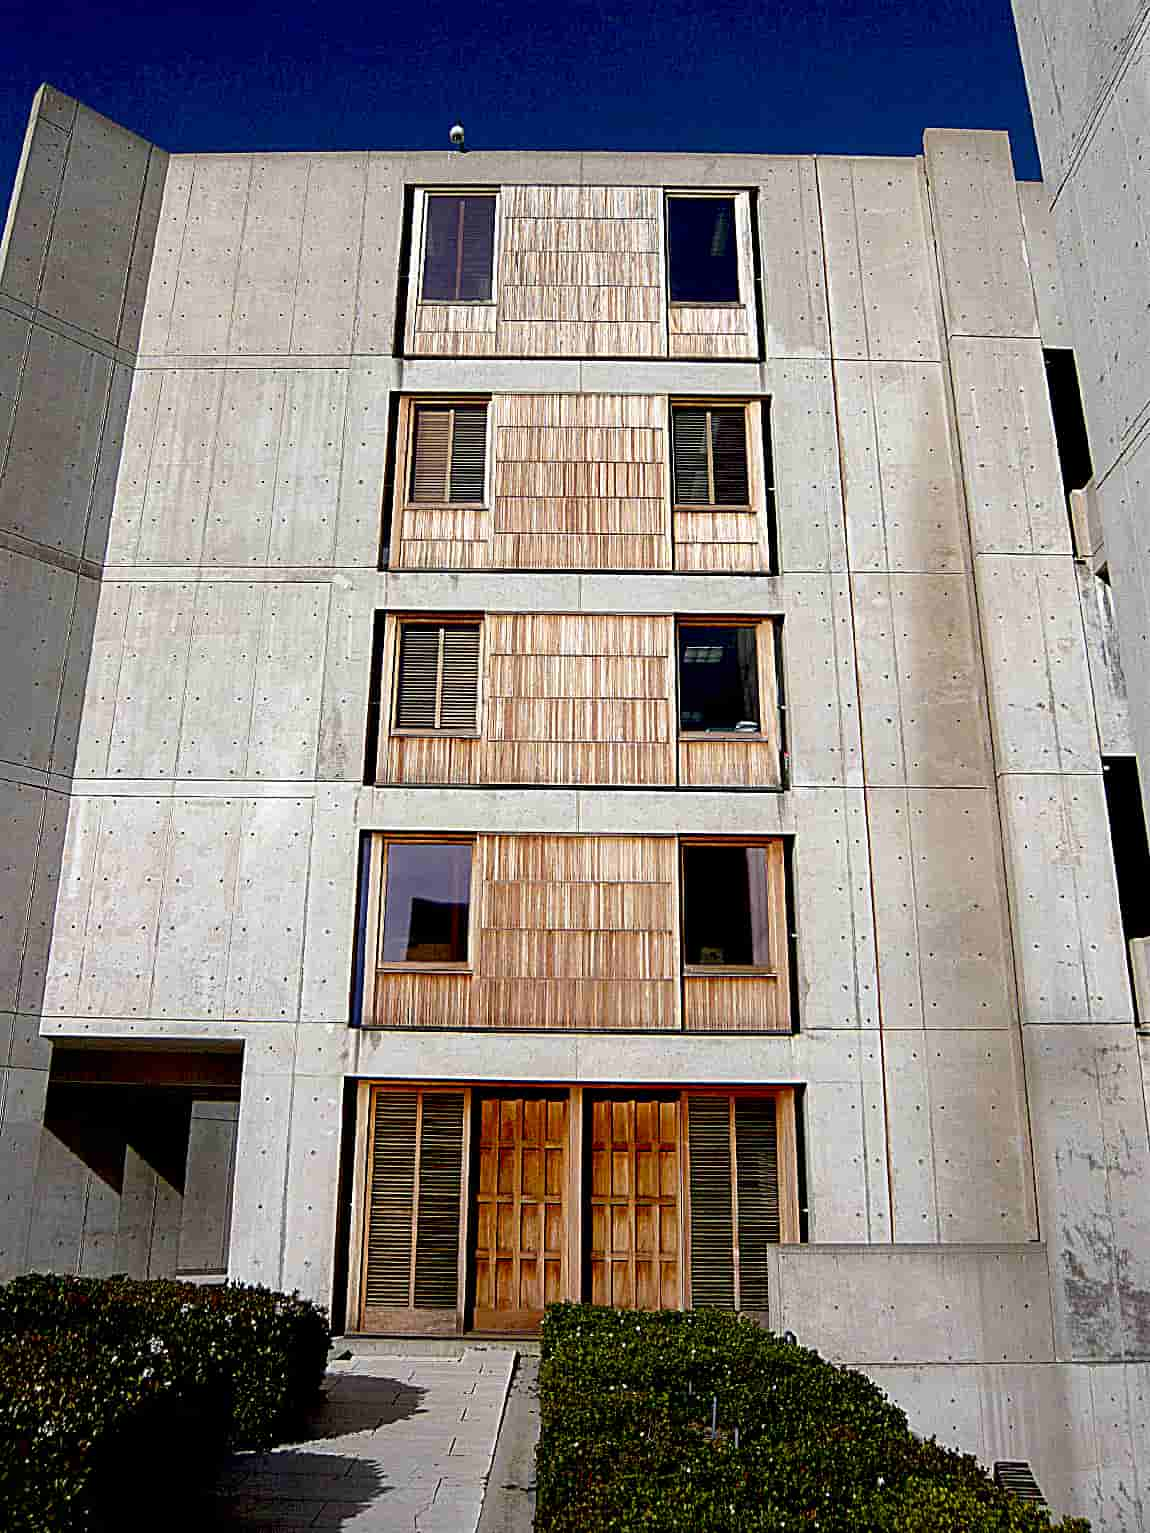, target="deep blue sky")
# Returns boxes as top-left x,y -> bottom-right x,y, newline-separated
0,0 -> 1041,202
